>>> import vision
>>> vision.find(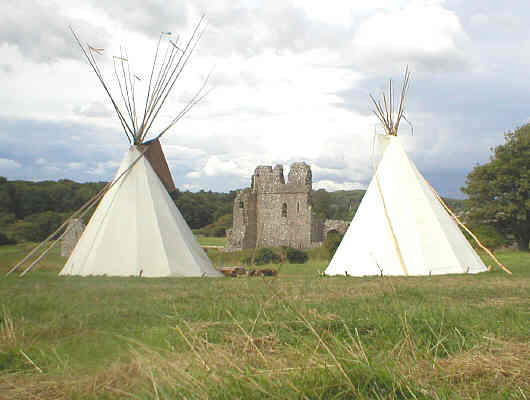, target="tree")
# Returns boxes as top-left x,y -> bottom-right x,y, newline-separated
311,189 -> 331,219
6,182 -> 24,220
11,211 -> 65,242
462,124 -> 529,251
324,232 -> 344,260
